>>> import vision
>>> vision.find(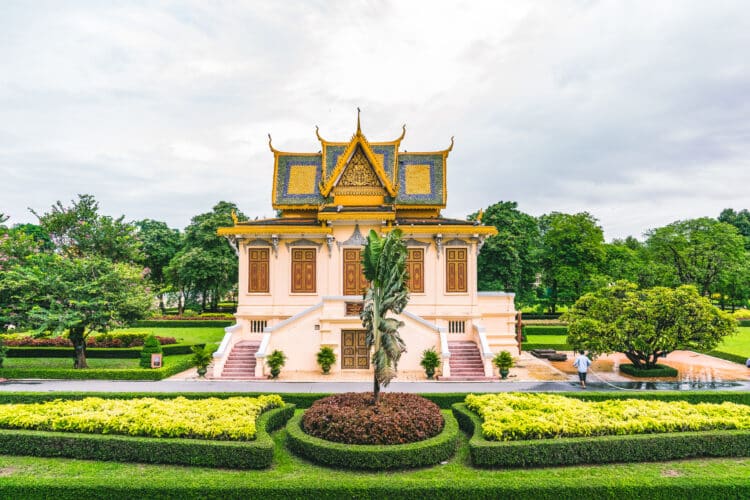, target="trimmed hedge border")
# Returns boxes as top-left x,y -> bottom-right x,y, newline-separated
705,350 -> 749,365
522,343 -> 572,351
619,363 -> 678,377
0,356 -> 195,380
134,320 -> 233,328
286,410 -> 459,470
523,325 -> 568,335
452,403 -> 750,468
0,404 -> 294,469
6,343 -> 200,359
740,319 -> 750,327
0,391 -> 748,409
520,313 -> 563,320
